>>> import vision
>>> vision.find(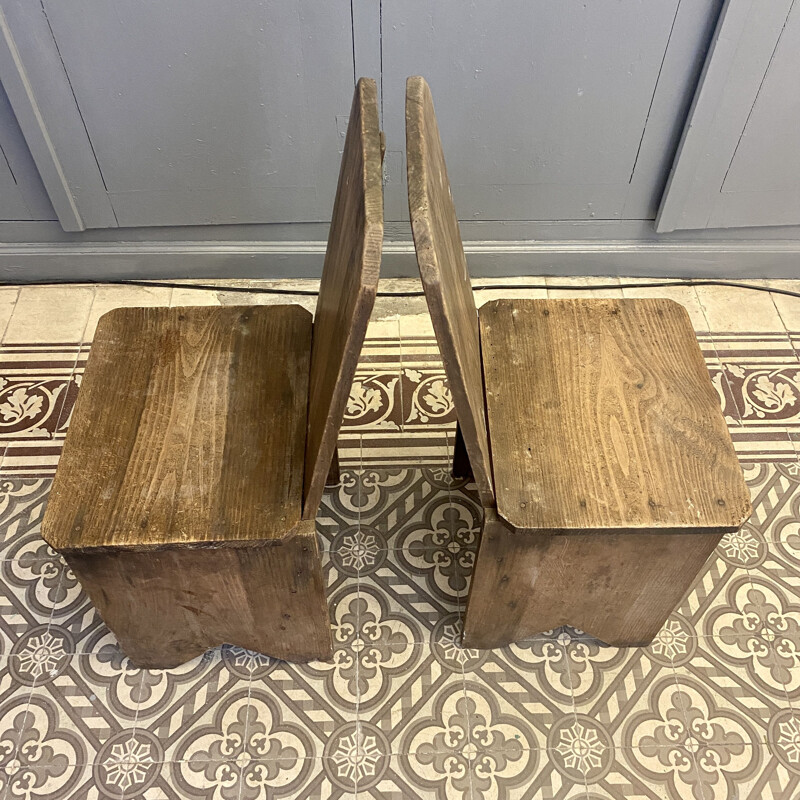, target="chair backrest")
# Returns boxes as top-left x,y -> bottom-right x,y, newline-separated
405,76 -> 494,506
303,77 -> 383,519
